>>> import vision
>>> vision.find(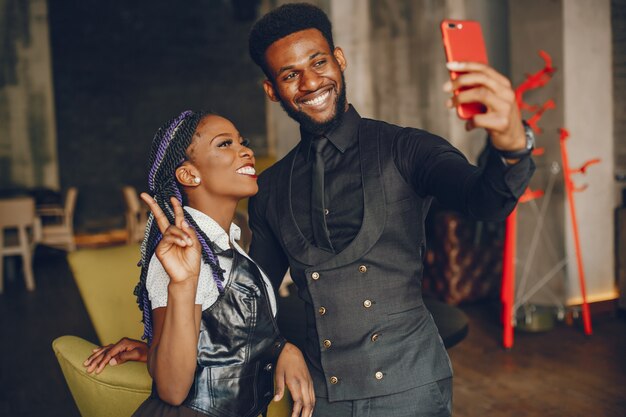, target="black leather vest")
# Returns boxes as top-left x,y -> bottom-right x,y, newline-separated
179,251 -> 284,417
263,118 -> 453,401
